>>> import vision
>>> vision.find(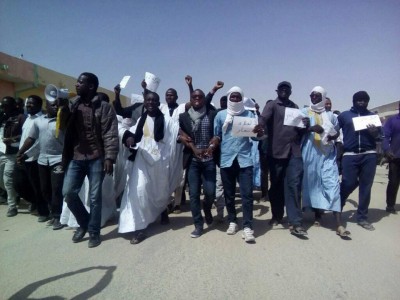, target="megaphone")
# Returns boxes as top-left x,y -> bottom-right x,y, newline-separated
44,84 -> 69,102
